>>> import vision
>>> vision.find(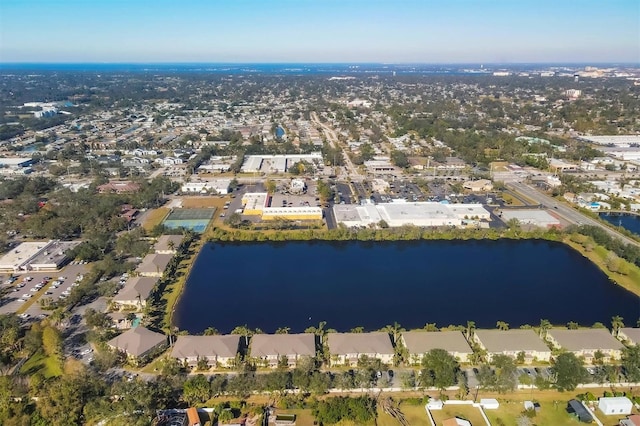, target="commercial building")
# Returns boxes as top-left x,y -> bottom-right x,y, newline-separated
249,333 -> 316,368
500,210 -> 562,228
473,329 -> 551,363
578,135 -> 640,147
0,157 -> 34,169
546,329 -> 624,363
181,182 -> 212,194
240,153 -> 322,173
241,192 -> 322,221
463,179 -> 493,192
241,192 -> 269,215
401,331 -> 473,363
180,179 -> 231,195
332,201 -> 490,228
326,332 -> 394,366
261,207 -> 323,221
0,240 -> 79,272
170,335 -> 240,368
